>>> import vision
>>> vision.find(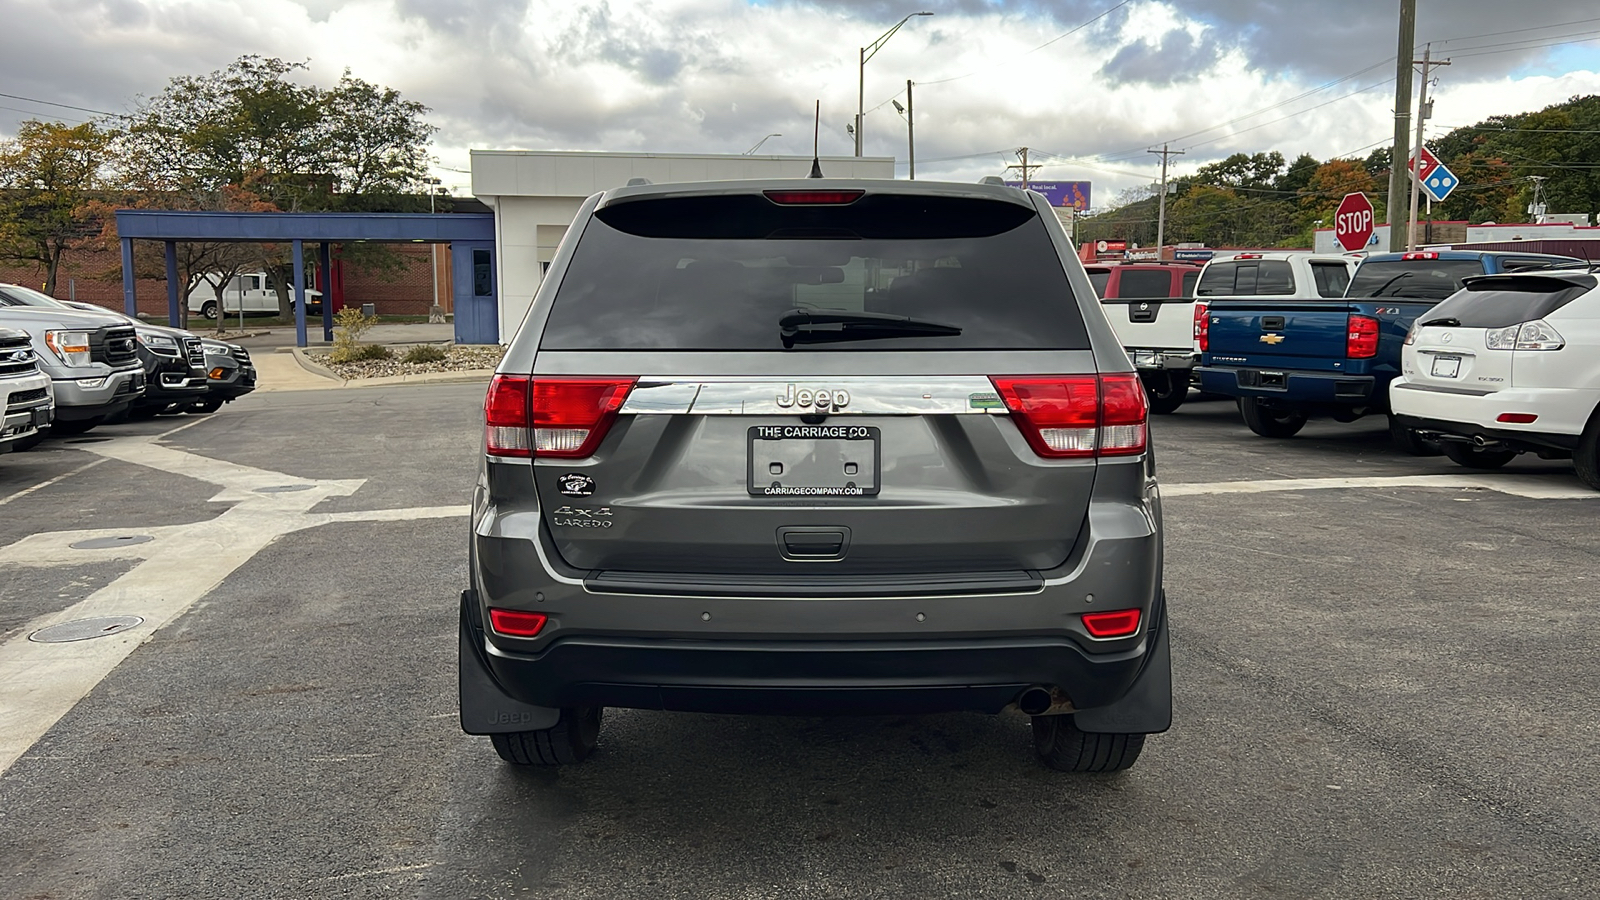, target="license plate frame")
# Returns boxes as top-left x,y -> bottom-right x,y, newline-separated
748,425 -> 881,497
1431,355 -> 1462,378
